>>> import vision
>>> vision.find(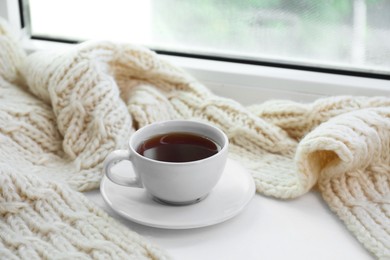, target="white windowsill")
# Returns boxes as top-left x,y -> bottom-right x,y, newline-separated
164,54 -> 390,104
23,38 -> 390,106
